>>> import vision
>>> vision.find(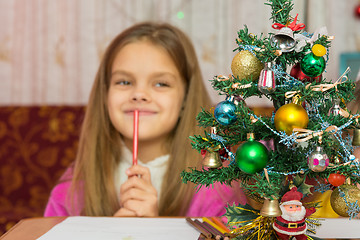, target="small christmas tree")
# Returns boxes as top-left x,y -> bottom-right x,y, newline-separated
181,0 -> 360,239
